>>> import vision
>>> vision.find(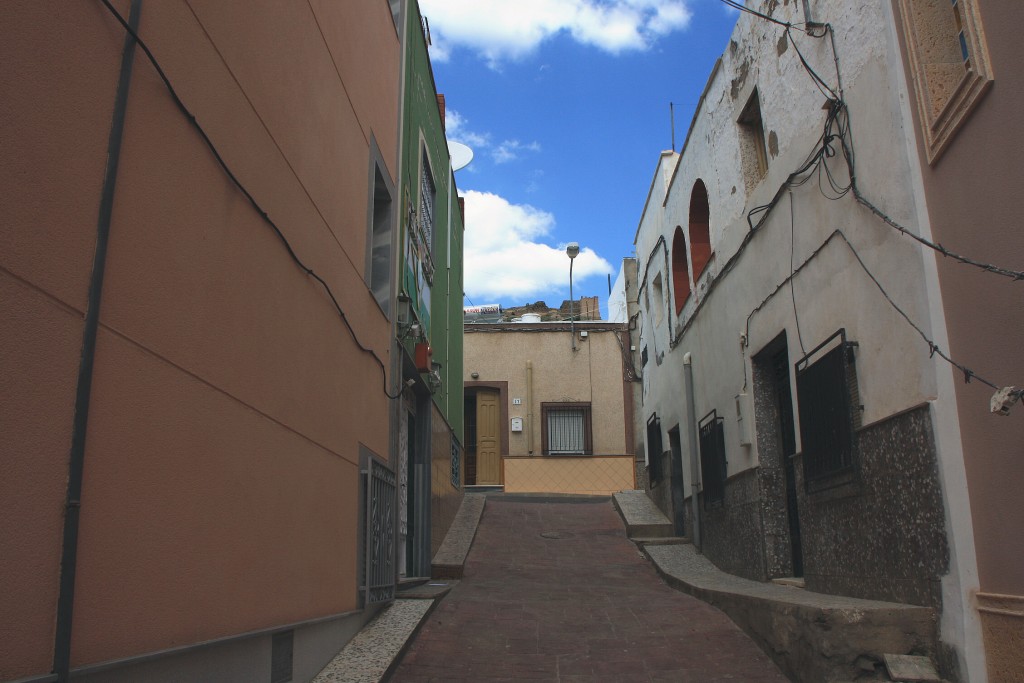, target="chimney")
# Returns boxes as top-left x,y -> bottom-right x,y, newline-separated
437,94 -> 446,129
